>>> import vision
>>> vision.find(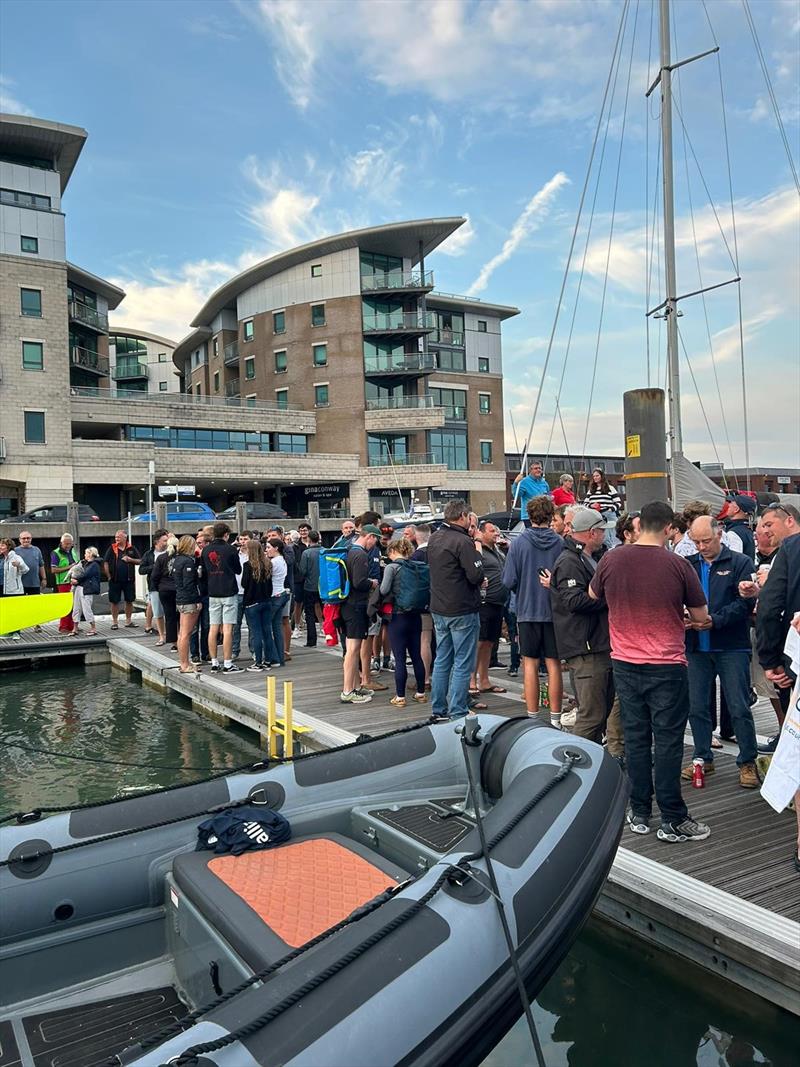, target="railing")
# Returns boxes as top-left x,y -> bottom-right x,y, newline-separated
363,353 -> 435,375
69,384 -> 305,414
365,395 -> 436,411
68,300 -> 108,332
224,340 -> 239,364
362,311 -> 435,332
225,378 -> 240,397
70,346 -> 109,376
368,451 -> 437,467
113,361 -> 149,381
429,329 -> 464,347
361,270 -> 434,292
